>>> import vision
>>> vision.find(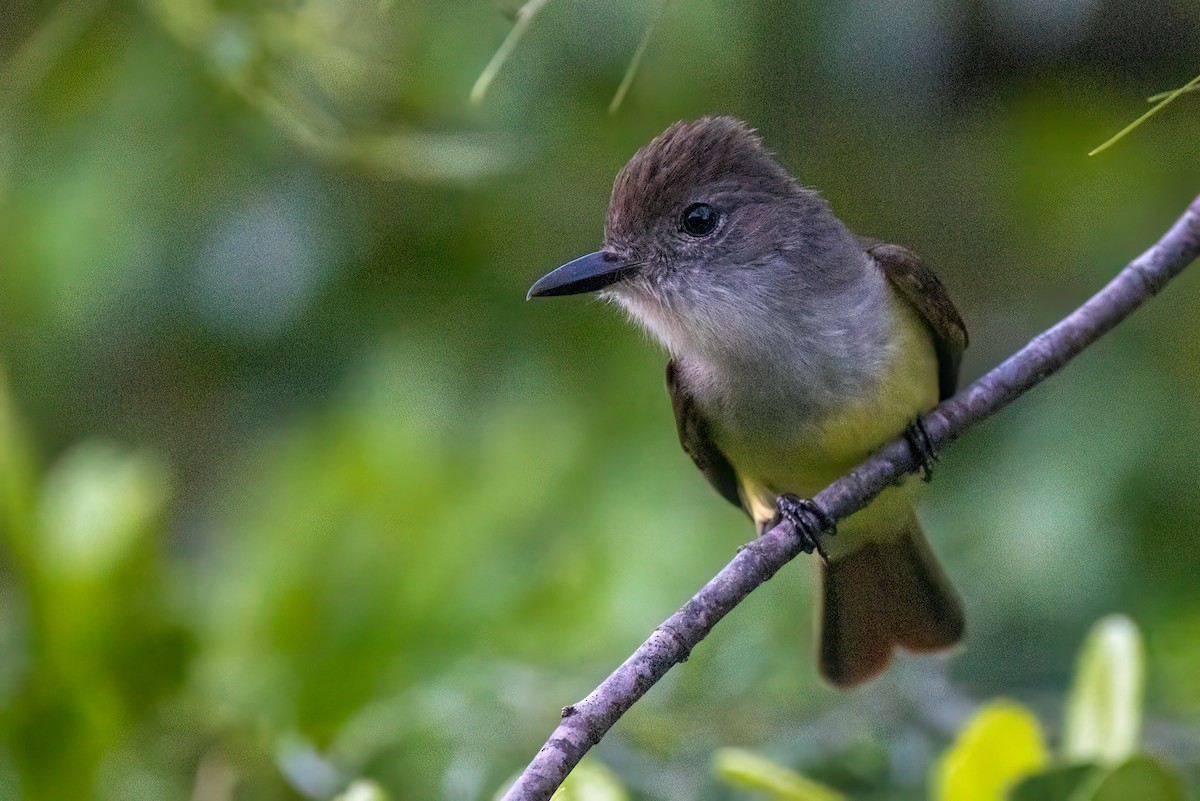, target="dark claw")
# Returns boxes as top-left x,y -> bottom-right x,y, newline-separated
904,416 -> 937,482
773,494 -> 835,561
